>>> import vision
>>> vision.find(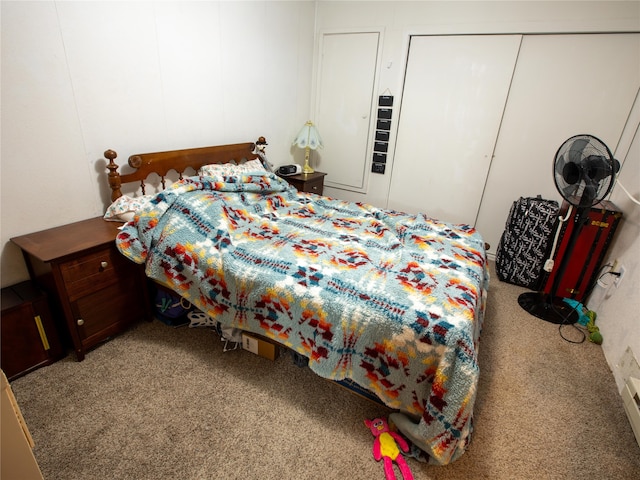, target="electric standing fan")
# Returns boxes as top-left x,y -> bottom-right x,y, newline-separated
518,134 -> 620,324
